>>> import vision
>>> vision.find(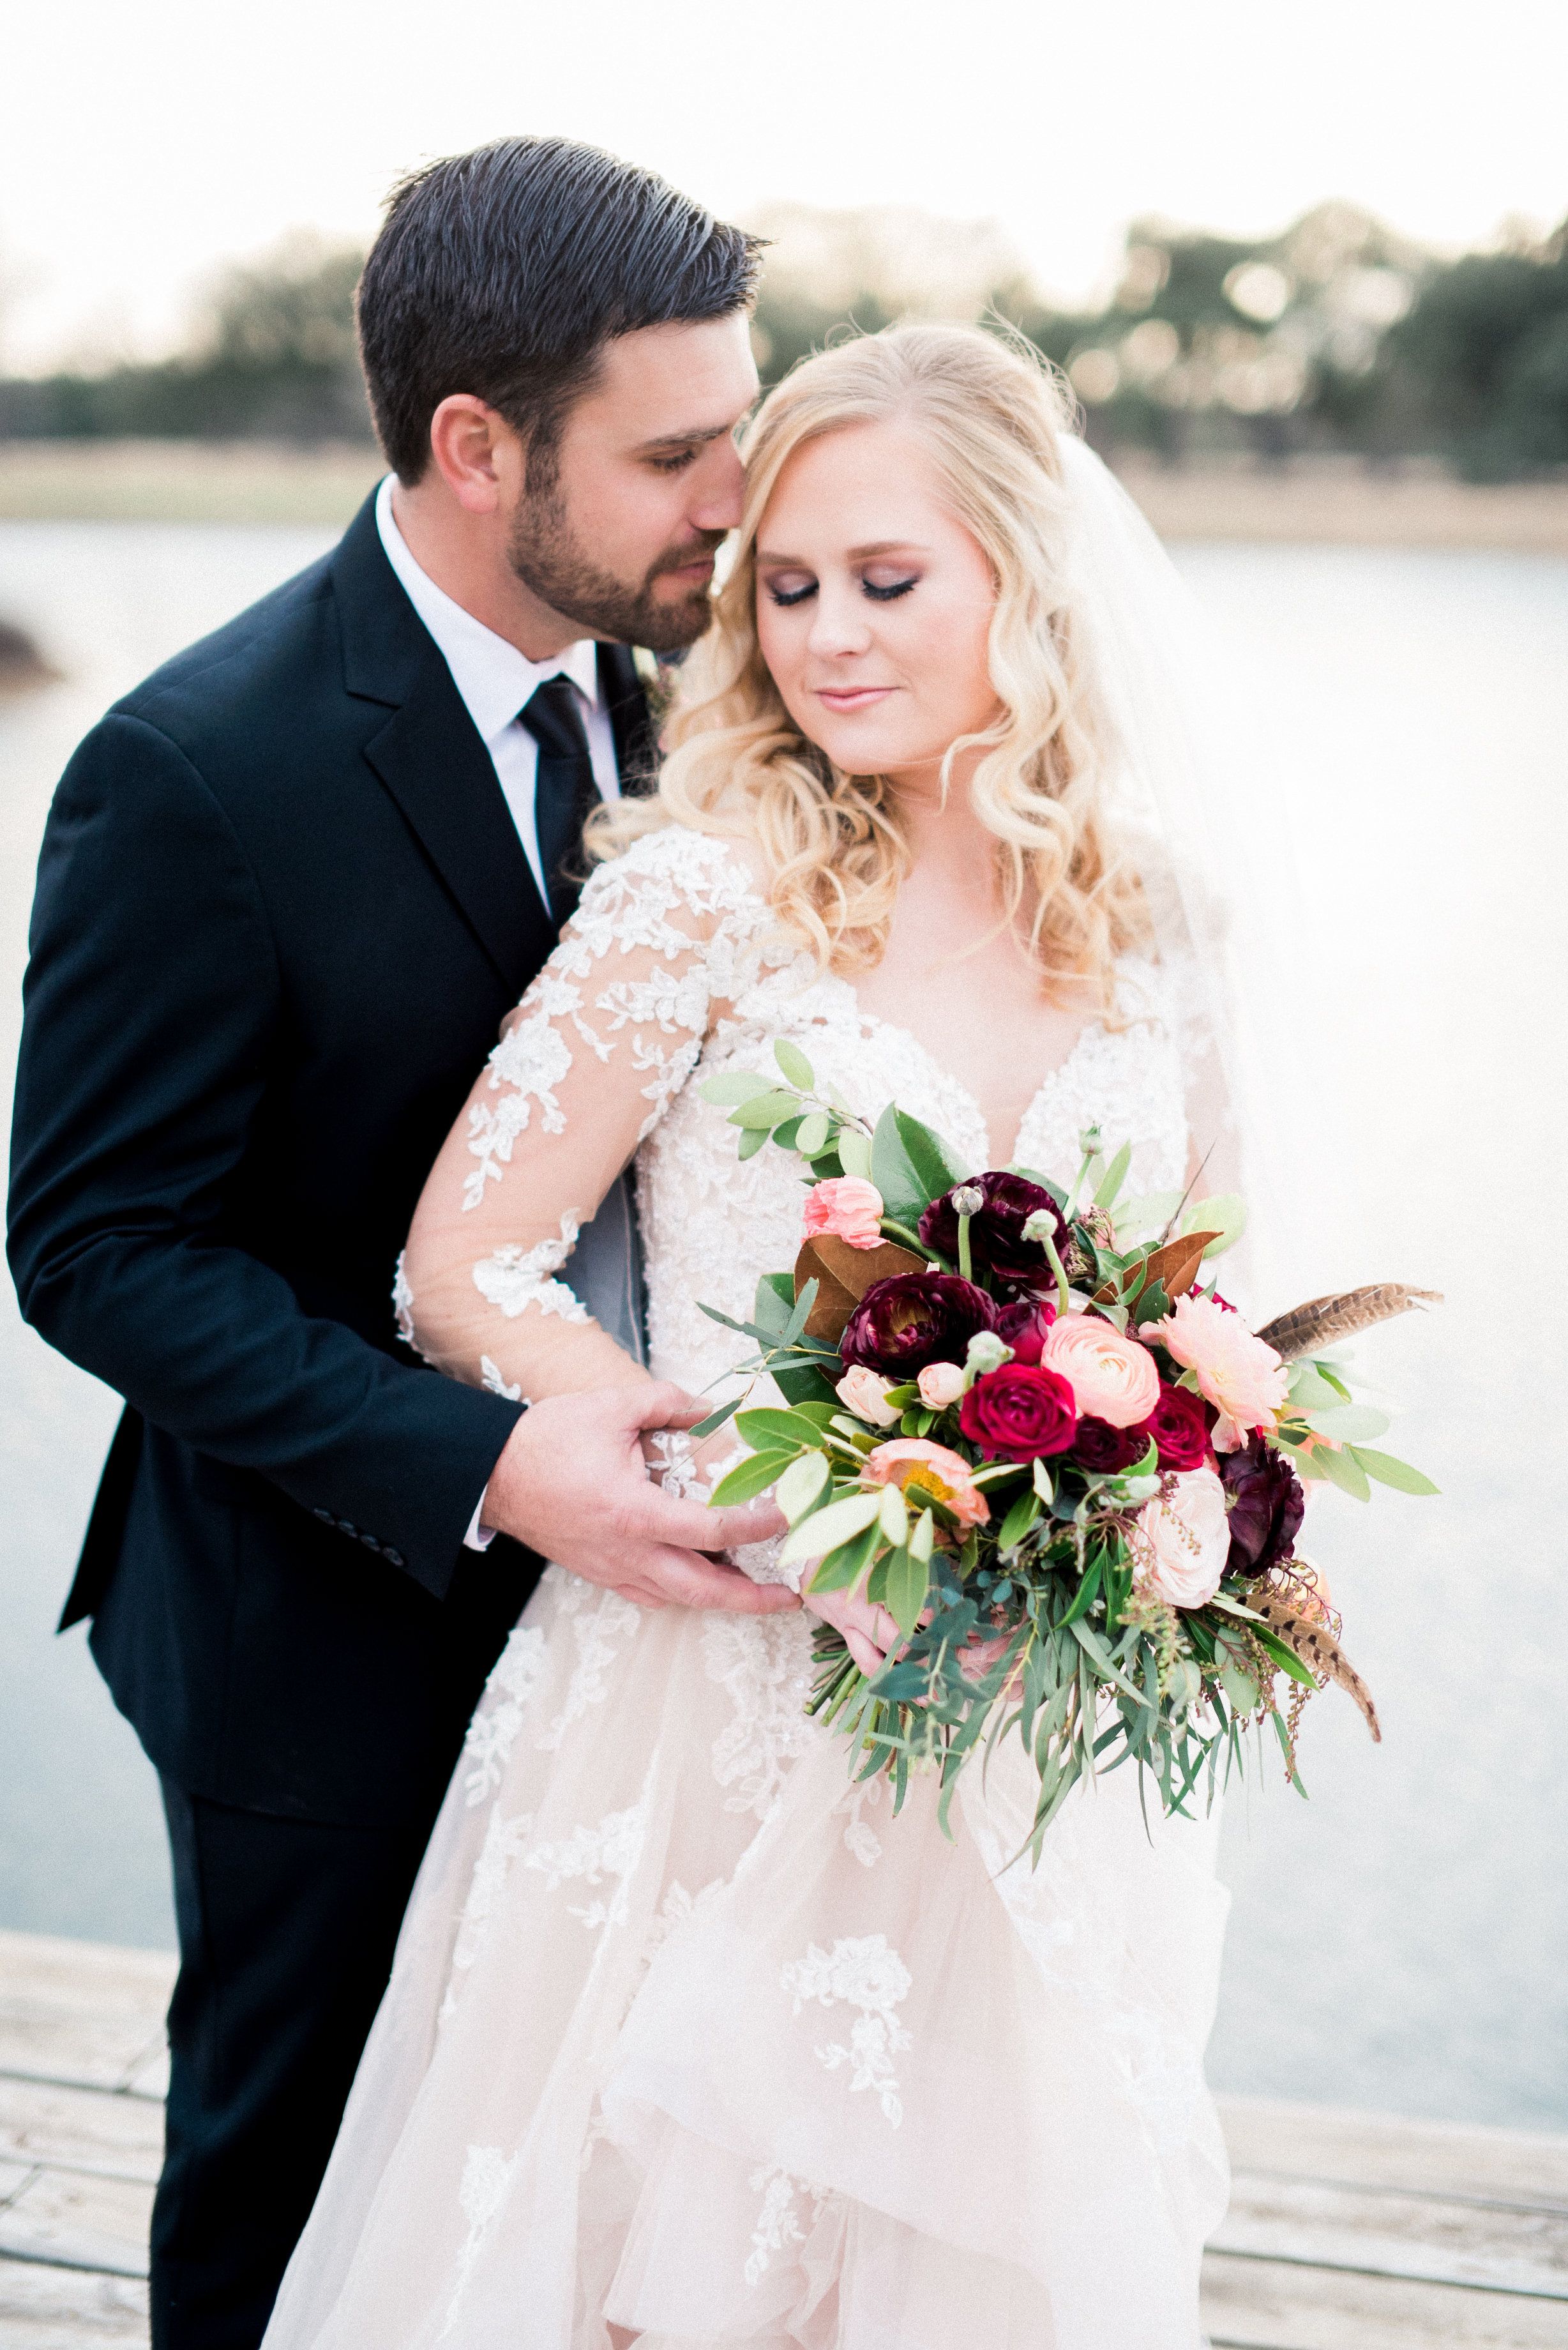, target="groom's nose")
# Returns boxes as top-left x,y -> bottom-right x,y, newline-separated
686,435 -> 746,535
